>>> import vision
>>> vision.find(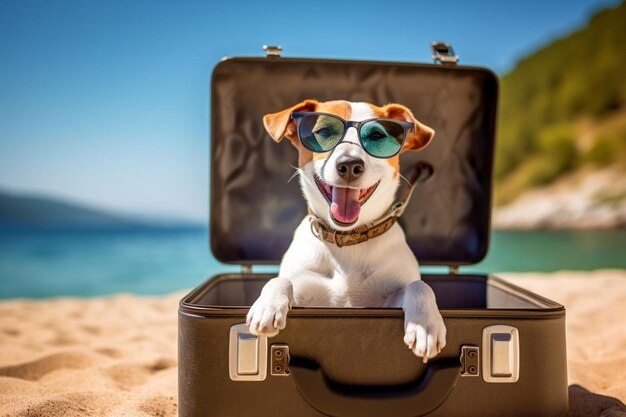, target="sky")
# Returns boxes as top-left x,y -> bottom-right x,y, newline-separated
0,0 -> 621,222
